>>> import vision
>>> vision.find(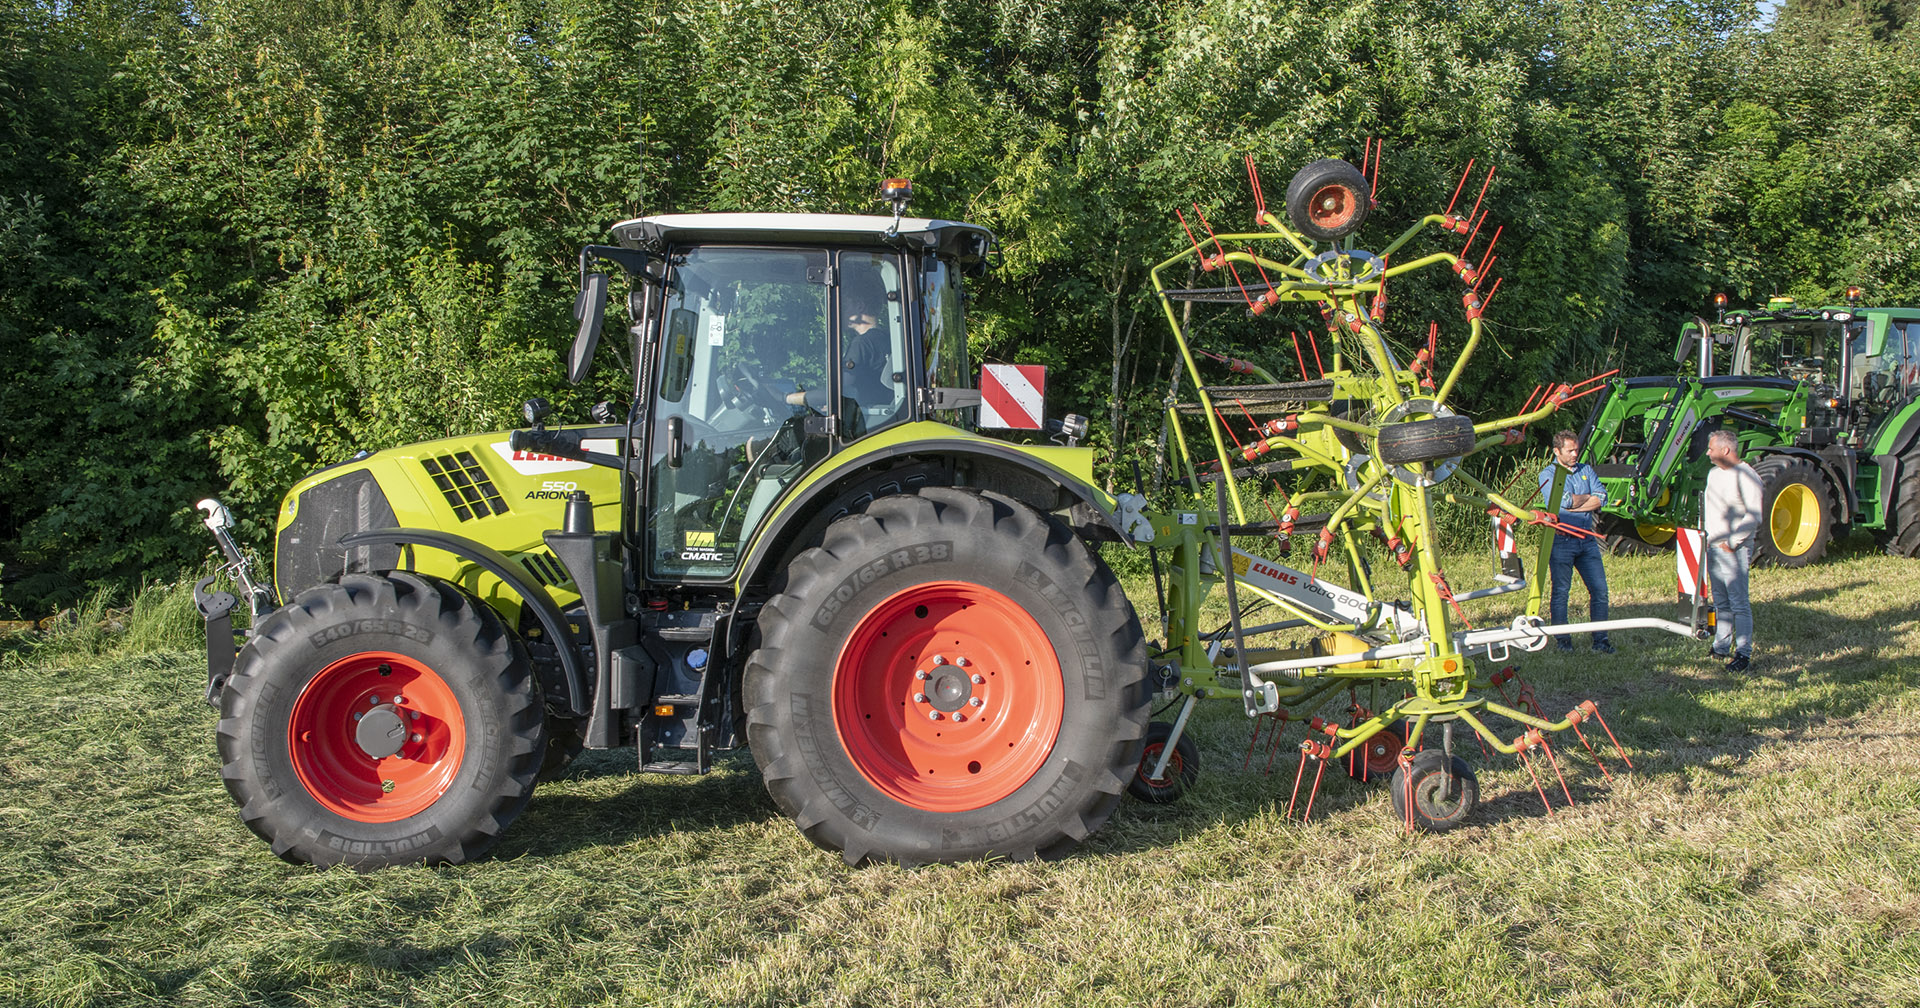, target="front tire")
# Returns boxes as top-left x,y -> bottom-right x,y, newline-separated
744,488 -> 1150,865
217,572 -> 545,869
1752,456 -> 1835,567
1875,444 -> 1920,557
